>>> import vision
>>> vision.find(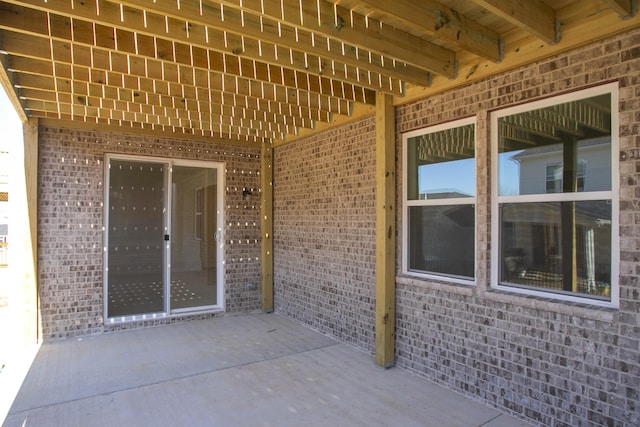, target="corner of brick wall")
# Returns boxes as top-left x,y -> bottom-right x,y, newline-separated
273,117 -> 377,351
